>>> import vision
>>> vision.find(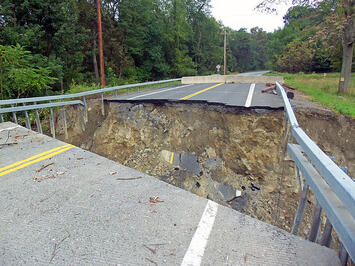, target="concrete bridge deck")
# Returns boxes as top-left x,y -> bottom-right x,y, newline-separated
0,122 -> 340,265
